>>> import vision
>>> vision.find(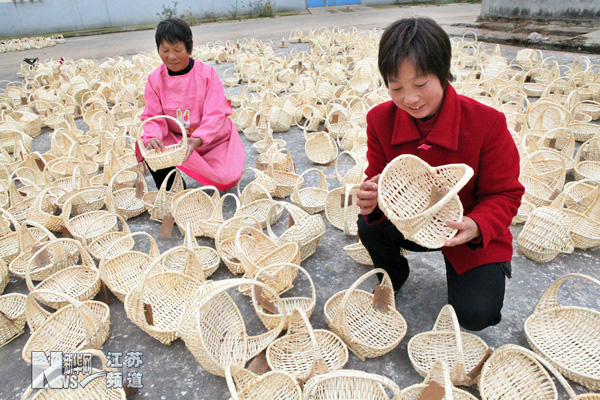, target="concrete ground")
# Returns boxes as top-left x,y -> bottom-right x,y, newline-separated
1,3 -> 600,399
